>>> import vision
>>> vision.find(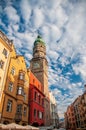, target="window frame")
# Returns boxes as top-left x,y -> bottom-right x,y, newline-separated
34,91 -> 37,101
34,109 -> 36,118
23,107 -> 27,116
16,104 -> 22,113
17,86 -> 24,95
0,60 -> 4,69
39,95 -> 41,104
3,48 -> 8,58
8,82 -> 13,92
19,72 -> 25,80
11,67 -> 15,75
24,93 -> 26,101
6,100 -> 12,112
